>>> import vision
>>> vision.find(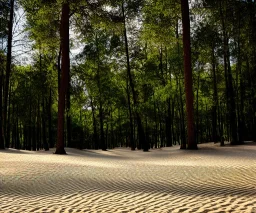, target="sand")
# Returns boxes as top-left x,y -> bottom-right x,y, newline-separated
0,142 -> 256,213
